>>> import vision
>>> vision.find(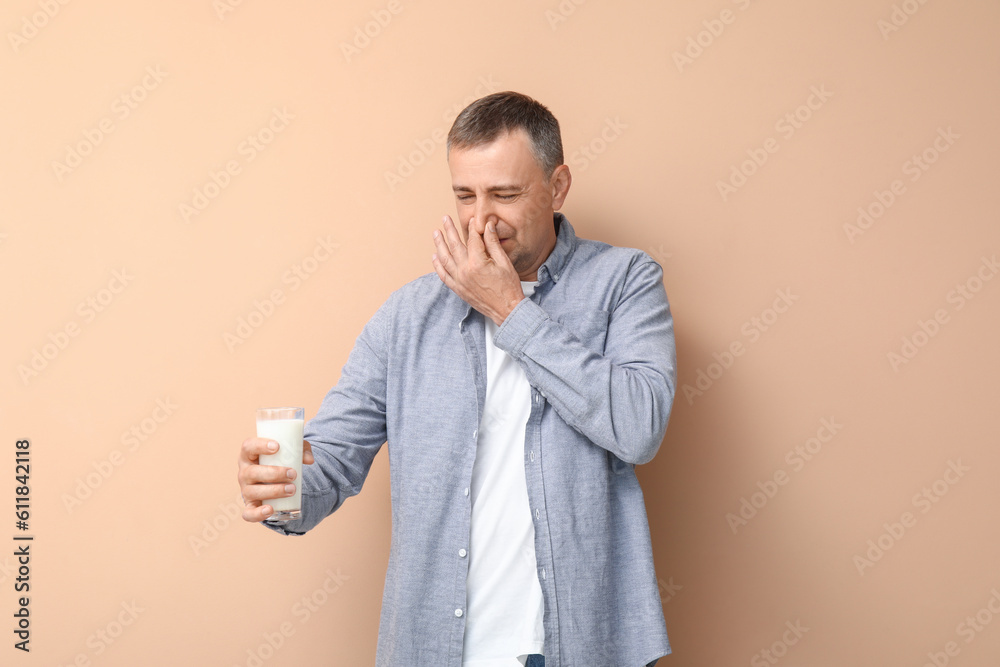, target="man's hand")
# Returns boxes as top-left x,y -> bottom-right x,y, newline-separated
237,438 -> 315,522
431,215 -> 524,326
